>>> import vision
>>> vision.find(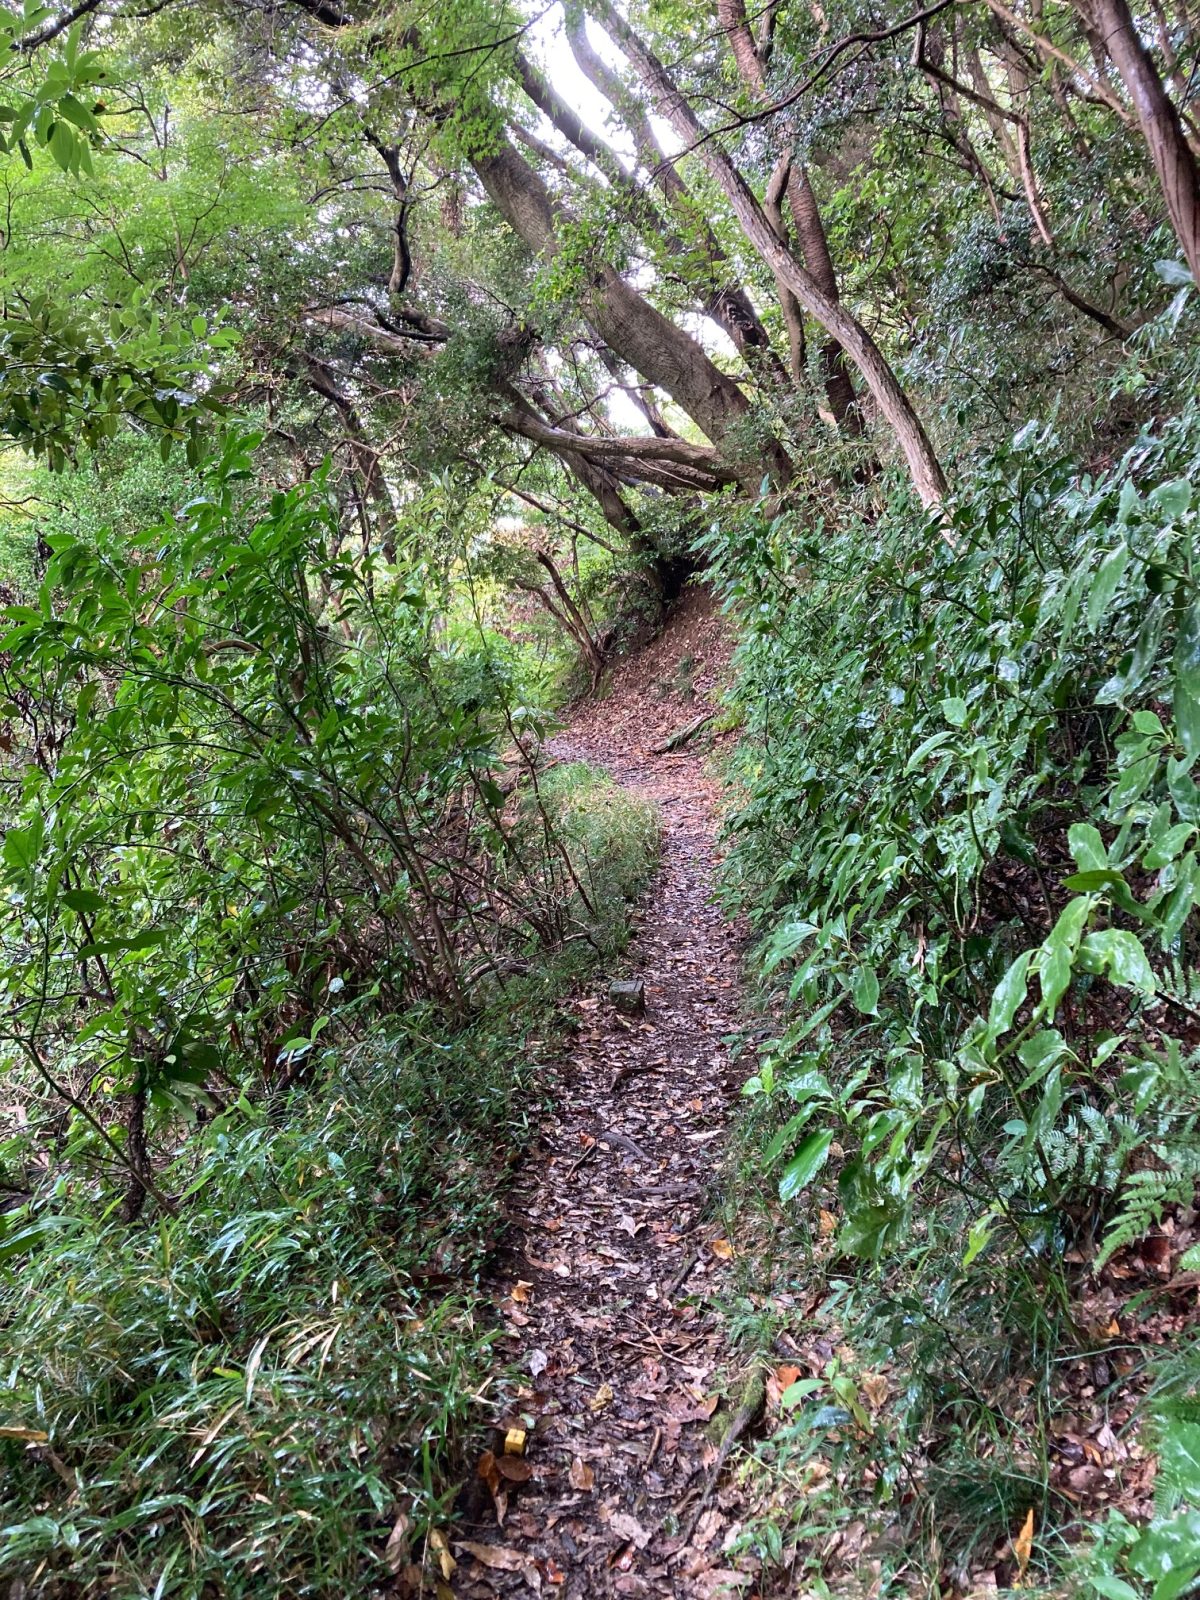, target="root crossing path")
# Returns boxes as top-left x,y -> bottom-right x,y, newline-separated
458,593 -> 758,1599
